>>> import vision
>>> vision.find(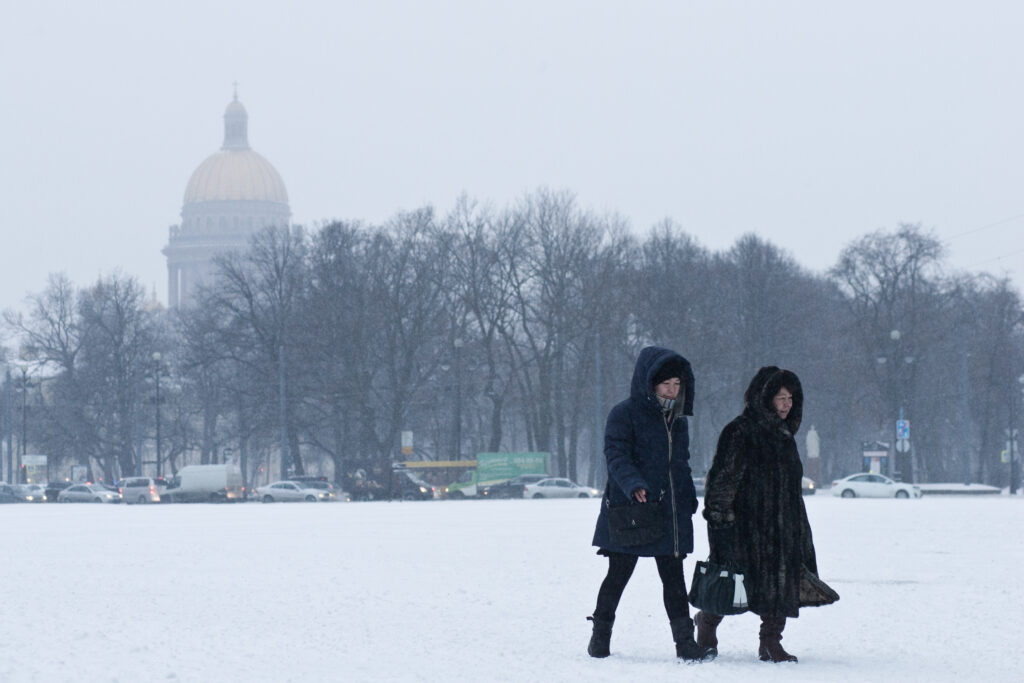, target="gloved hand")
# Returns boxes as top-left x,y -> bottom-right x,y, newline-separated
709,524 -> 737,565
